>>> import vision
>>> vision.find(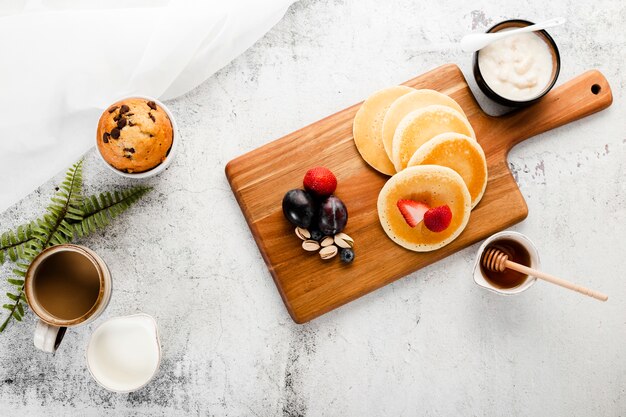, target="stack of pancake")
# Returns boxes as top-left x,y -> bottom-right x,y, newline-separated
353,87 -> 488,252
